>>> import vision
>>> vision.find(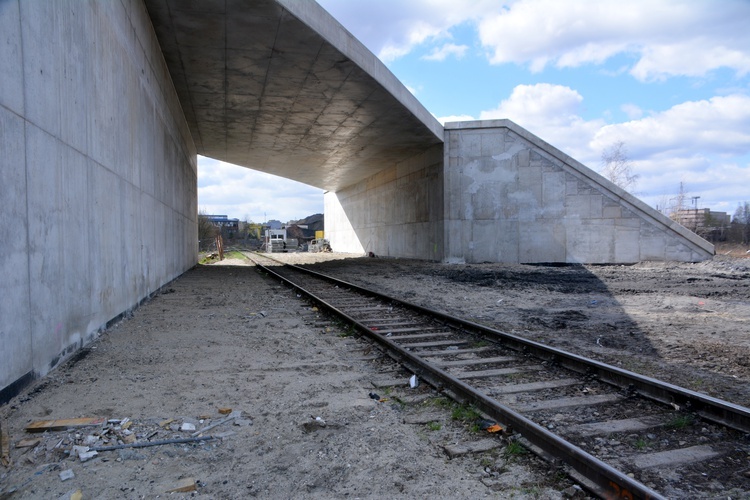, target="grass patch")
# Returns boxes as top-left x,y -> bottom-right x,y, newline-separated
425,397 -> 453,409
451,403 -> 482,422
198,253 -> 220,265
337,324 -> 355,337
470,339 -> 490,348
225,250 -> 249,260
427,421 -> 442,431
667,414 -> 694,430
634,437 -> 648,450
504,440 -> 527,458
